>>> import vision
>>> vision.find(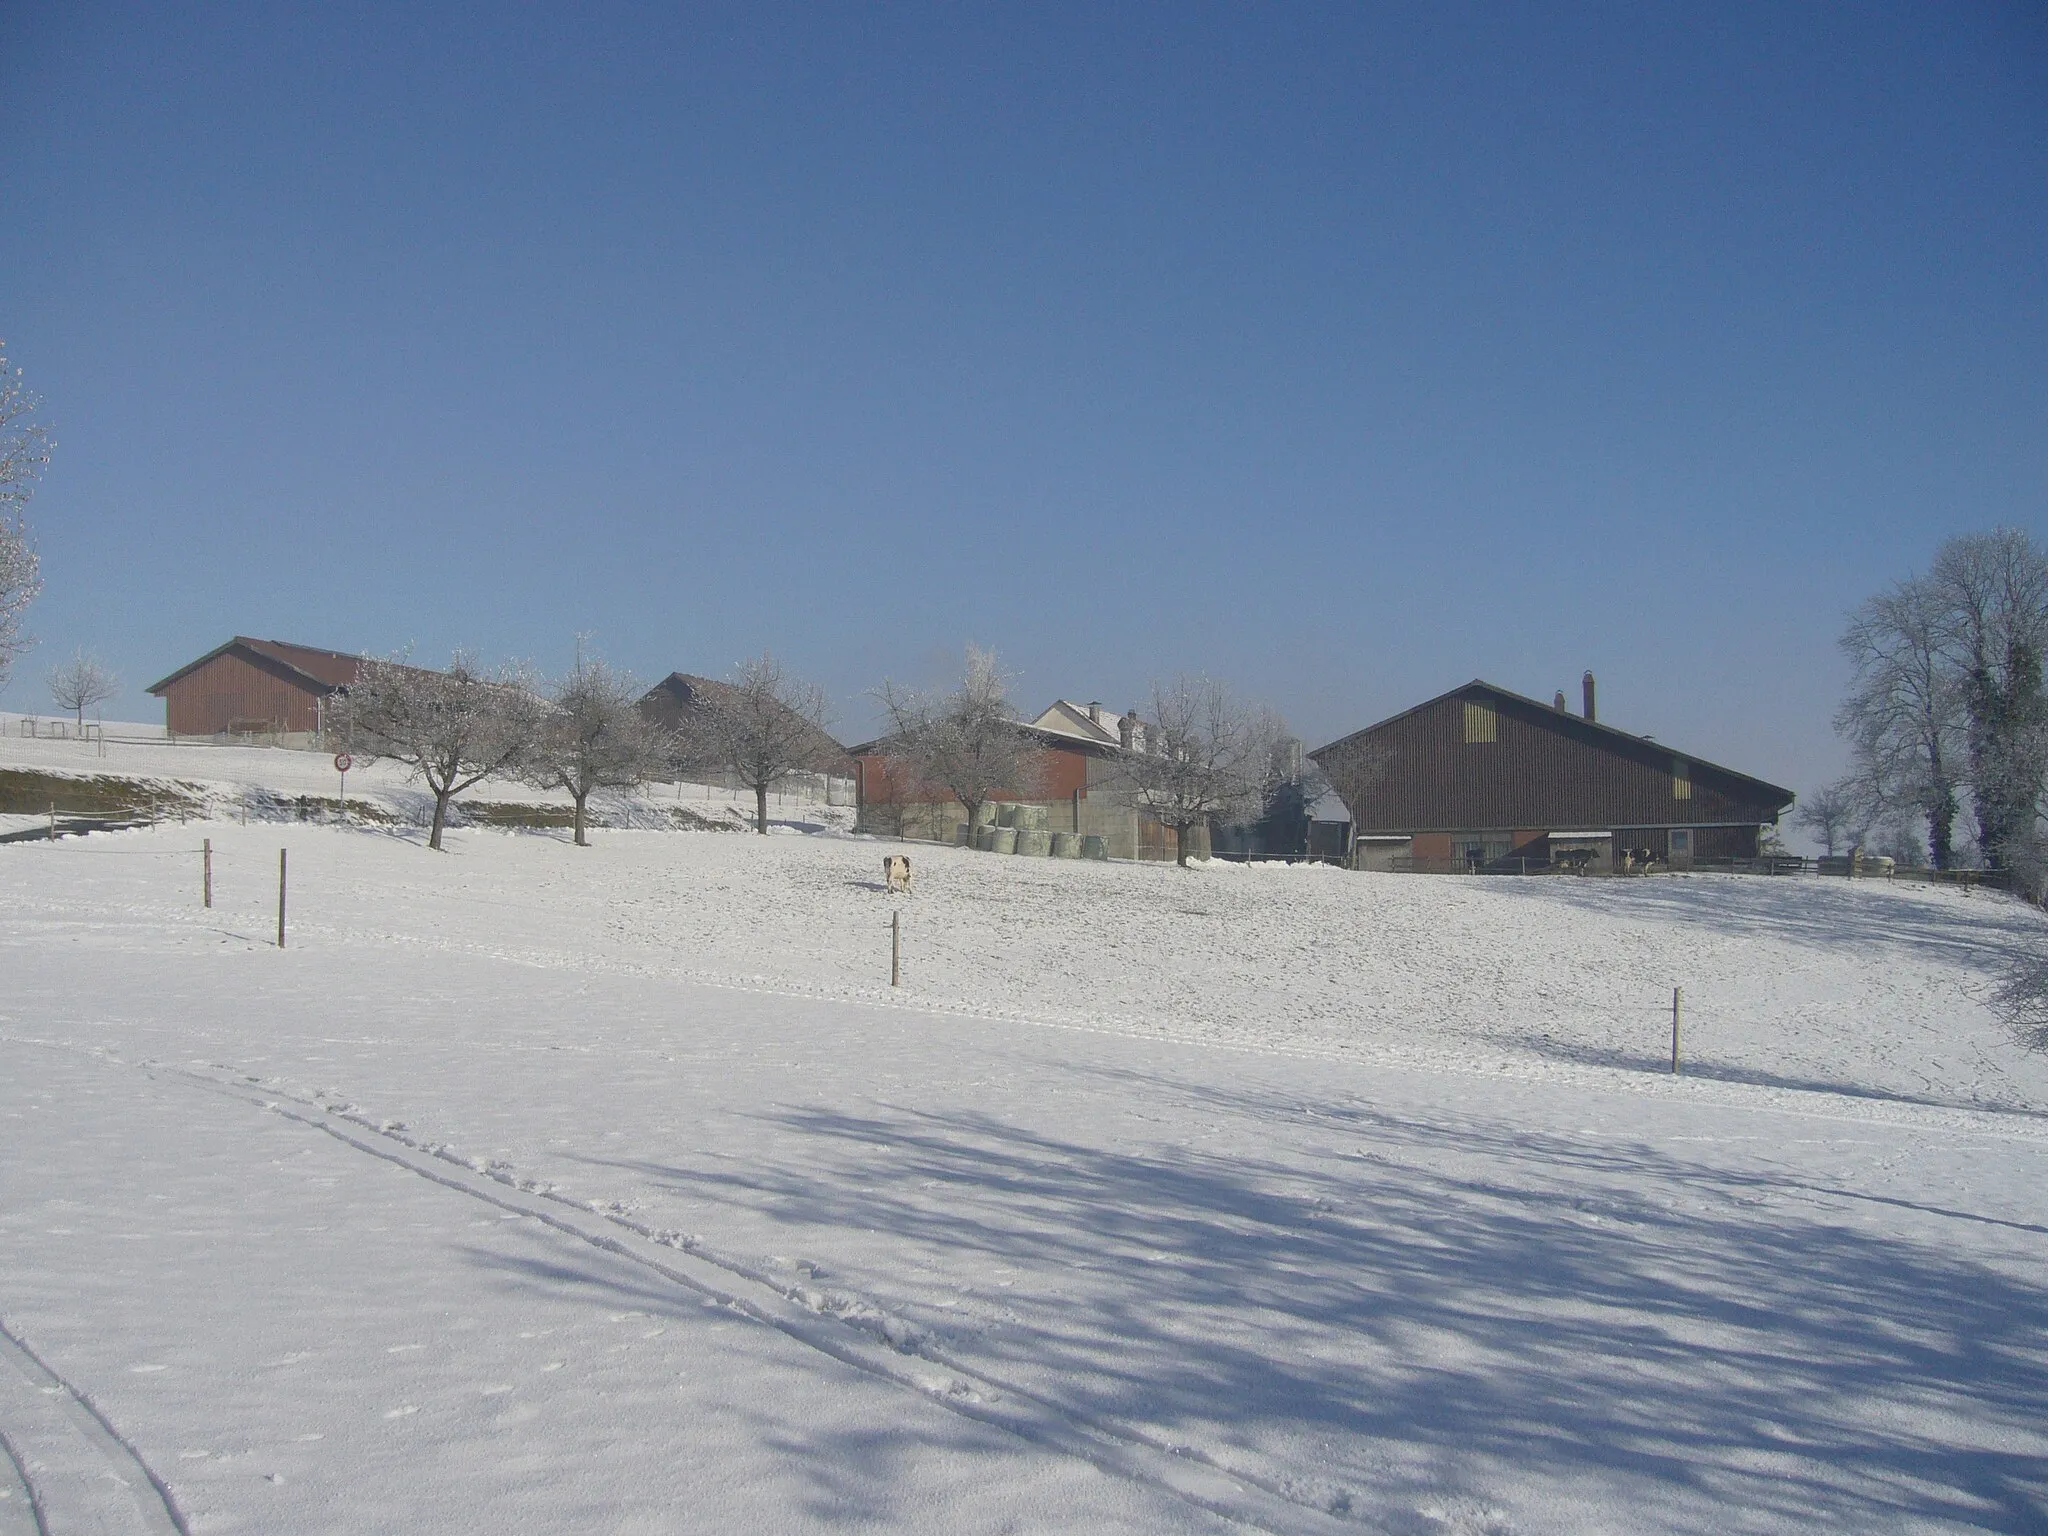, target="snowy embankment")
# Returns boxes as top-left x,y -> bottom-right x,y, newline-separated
0,721 -> 848,833
4,810 -> 2048,1534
